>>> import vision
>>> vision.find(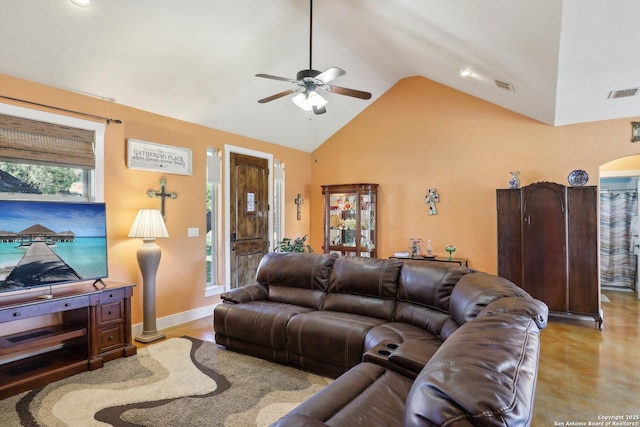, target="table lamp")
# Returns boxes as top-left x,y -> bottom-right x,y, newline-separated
128,209 -> 169,343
